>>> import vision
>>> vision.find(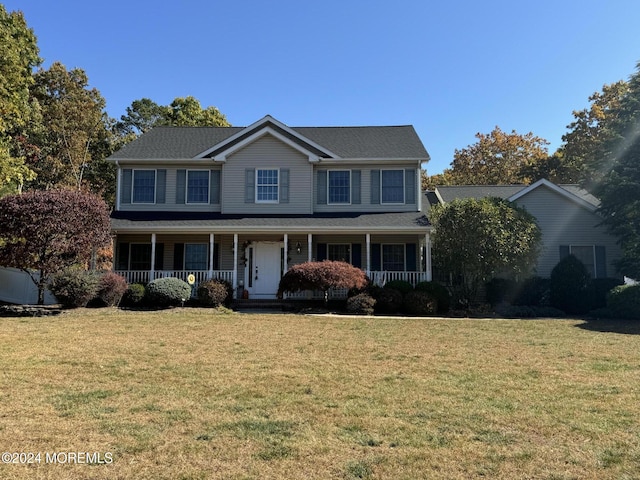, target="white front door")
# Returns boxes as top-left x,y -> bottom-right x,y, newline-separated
246,242 -> 283,299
